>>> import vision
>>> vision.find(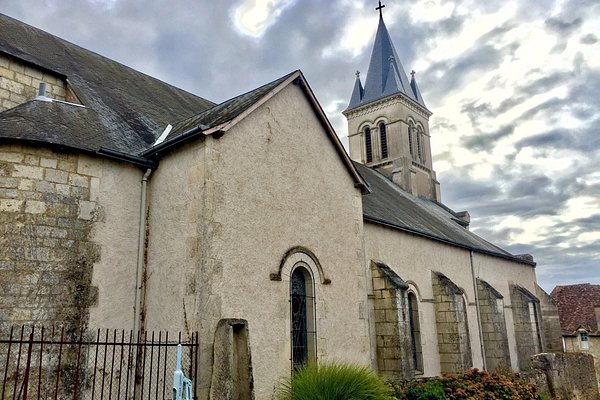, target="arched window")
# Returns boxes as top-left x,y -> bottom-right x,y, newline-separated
408,121 -> 415,159
291,266 -> 316,369
416,126 -> 424,163
364,127 -> 373,163
407,292 -> 423,372
379,122 -> 388,159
